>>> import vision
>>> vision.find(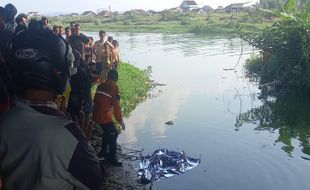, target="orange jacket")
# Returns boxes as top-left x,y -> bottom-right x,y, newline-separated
93,79 -> 122,125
